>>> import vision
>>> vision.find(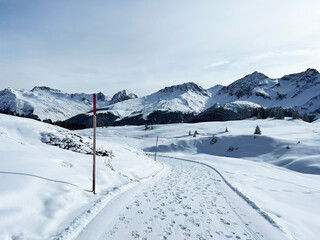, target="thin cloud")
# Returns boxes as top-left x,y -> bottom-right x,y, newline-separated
249,49 -> 320,63
205,61 -> 230,69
